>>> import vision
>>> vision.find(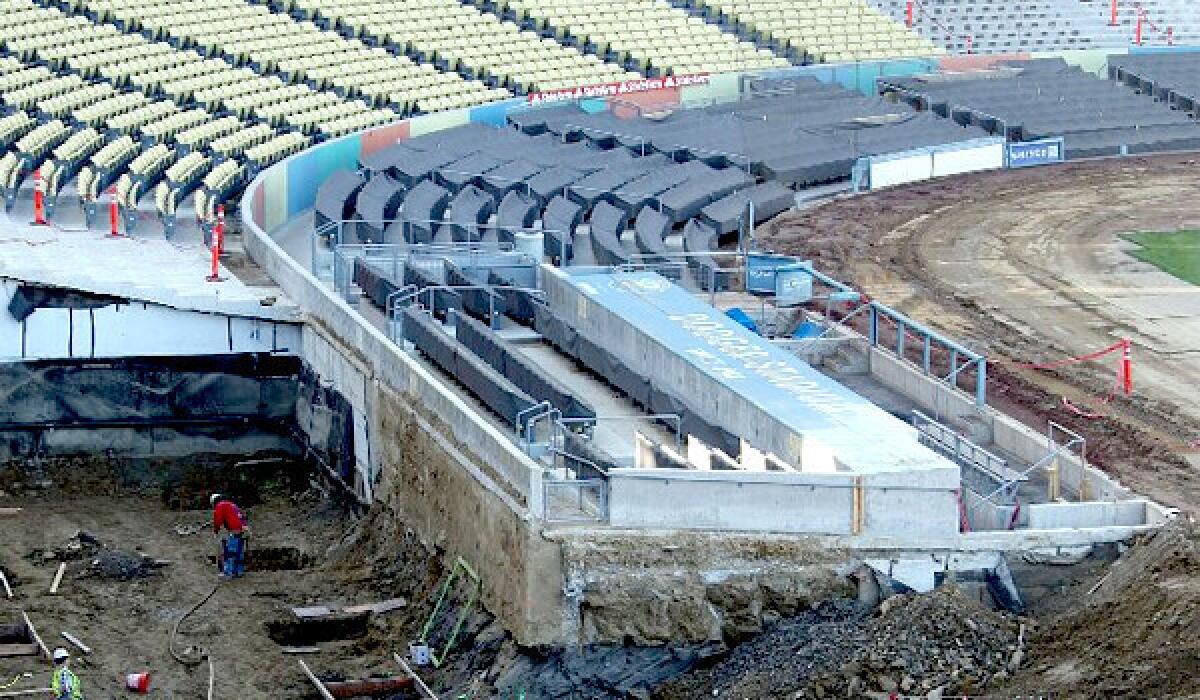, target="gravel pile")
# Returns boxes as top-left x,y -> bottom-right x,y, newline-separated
658,586 -> 1022,699
88,549 -> 158,580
